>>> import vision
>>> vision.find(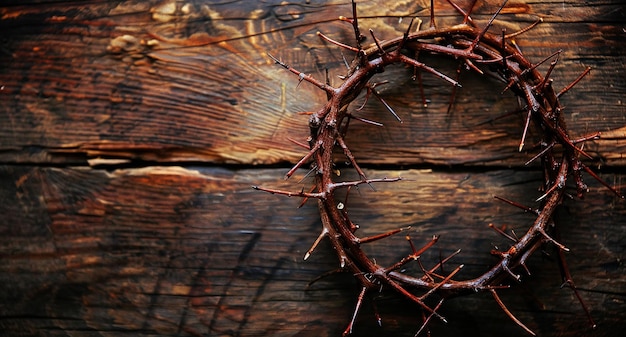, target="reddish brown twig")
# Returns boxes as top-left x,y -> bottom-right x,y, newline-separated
256,0 -> 621,335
